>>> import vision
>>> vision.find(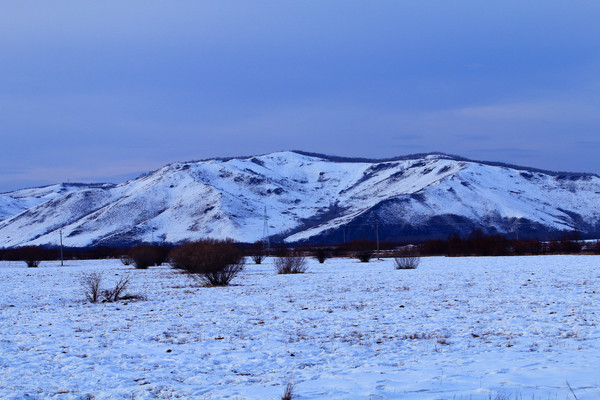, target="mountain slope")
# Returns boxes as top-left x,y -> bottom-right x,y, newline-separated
0,183 -> 114,221
1,151 -> 599,247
